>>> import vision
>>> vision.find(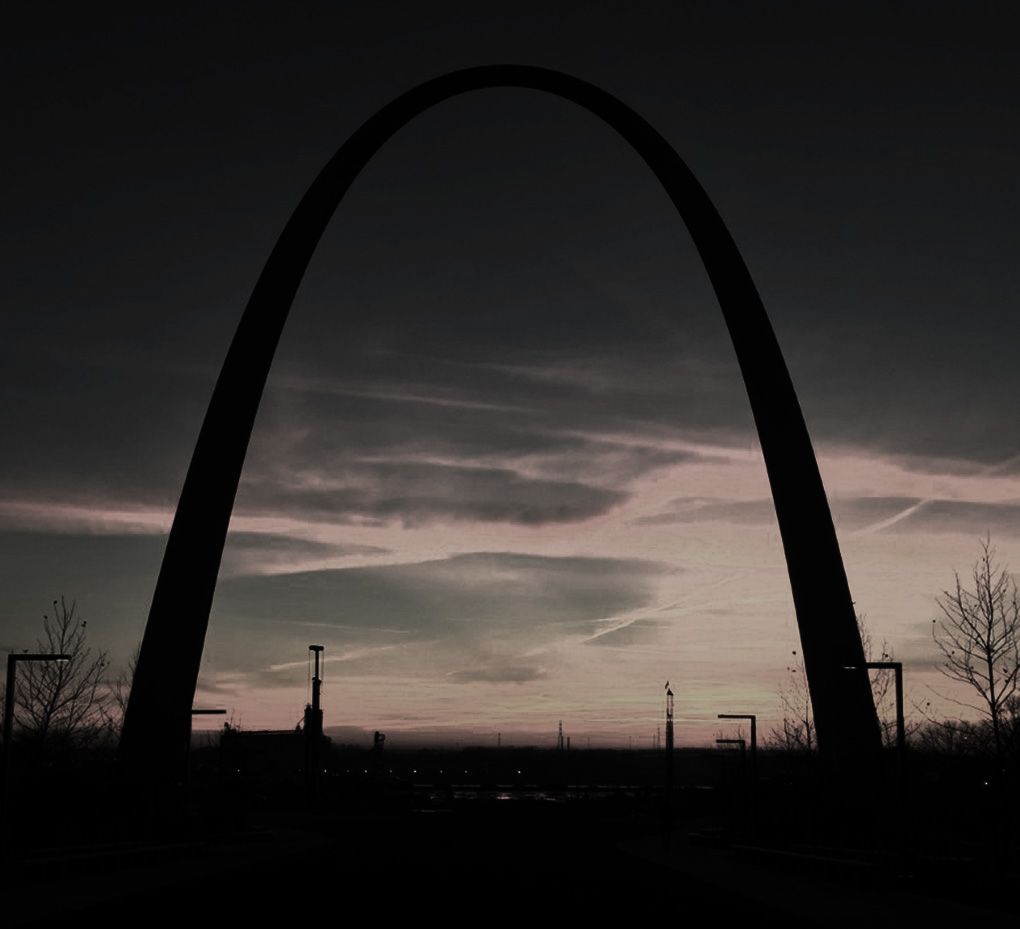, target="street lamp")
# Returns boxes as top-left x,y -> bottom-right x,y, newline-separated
718,713 -> 757,782
848,661 -> 904,754
719,713 -> 758,836
845,660 -> 906,859
2,652 -> 72,850
183,707 -> 227,816
715,737 -> 749,835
